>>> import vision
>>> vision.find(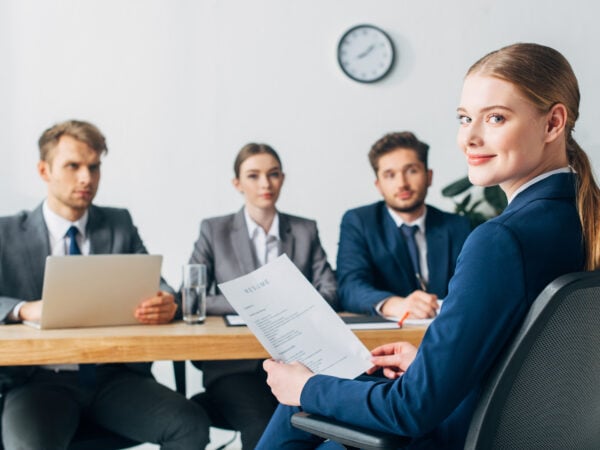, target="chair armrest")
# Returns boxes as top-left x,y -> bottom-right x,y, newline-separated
291,412 -> 411,450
